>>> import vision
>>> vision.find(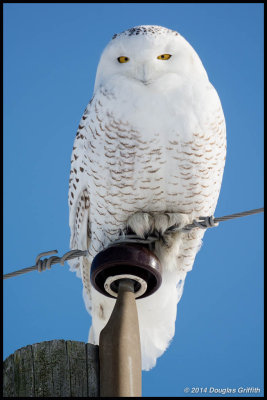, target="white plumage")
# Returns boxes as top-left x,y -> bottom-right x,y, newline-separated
68,25 -> 226,370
